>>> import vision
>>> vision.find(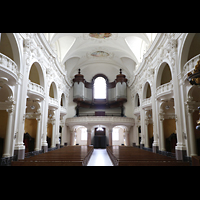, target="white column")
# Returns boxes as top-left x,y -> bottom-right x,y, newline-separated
152,122 -> 159,147
145,119 -> 149,148
109,129 -> 112,146
124,130 -> 129,146
42,122 -> 48,147
154,99 -> 160,149
3,107 -> 14,157
87,129 -> 91,146
187,108 -> 197,157
74,131 -> 77,145
51,121 -> 56,147
35,116 -> 41,151
159,113 -> 165,151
